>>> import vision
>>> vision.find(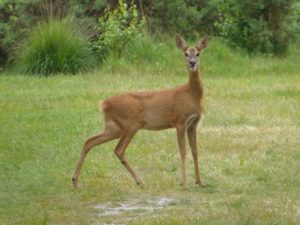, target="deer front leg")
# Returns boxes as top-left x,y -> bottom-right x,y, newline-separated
176,125 -> 187,188
187,124 -> 205,187
114,130 -> 144,188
